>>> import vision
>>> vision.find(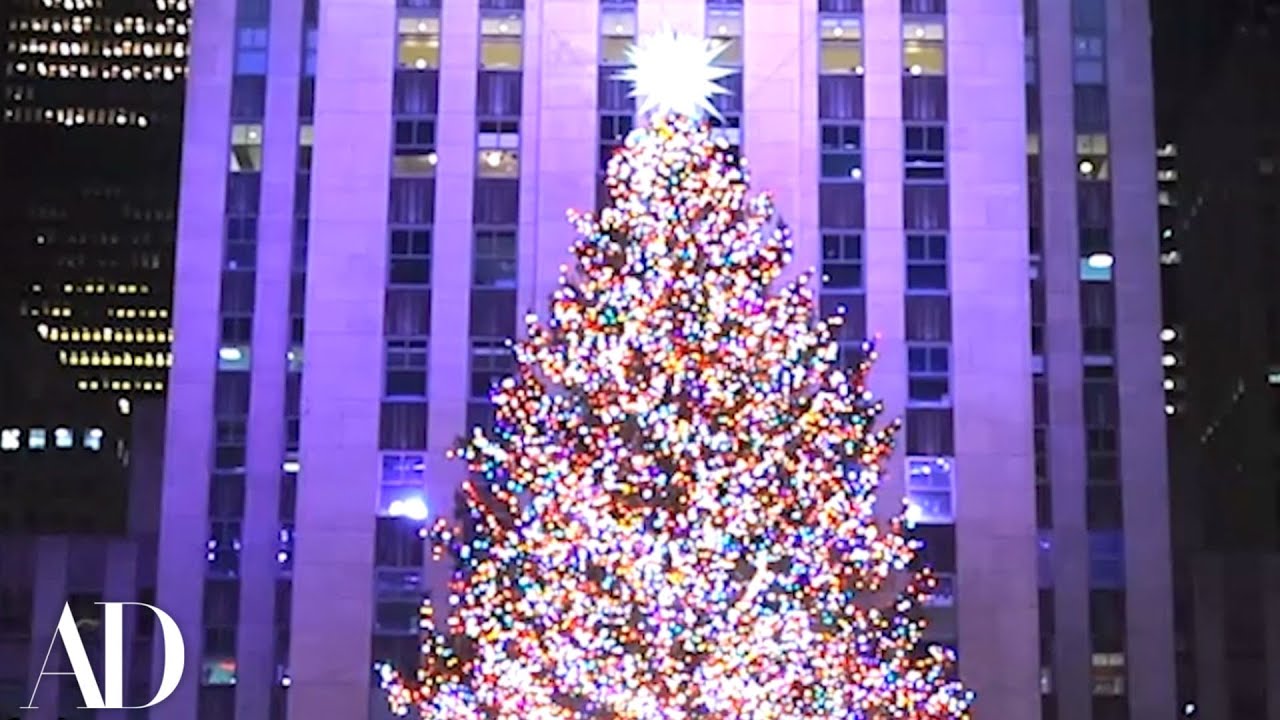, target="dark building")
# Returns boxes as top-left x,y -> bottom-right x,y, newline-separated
1158,1 -> 1280,717
1,0 -> 188,533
